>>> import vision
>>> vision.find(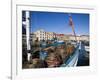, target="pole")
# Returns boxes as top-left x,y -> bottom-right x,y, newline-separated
71,25 -> 77,41
69,14 -> 77,42
26,11 -> 31,62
